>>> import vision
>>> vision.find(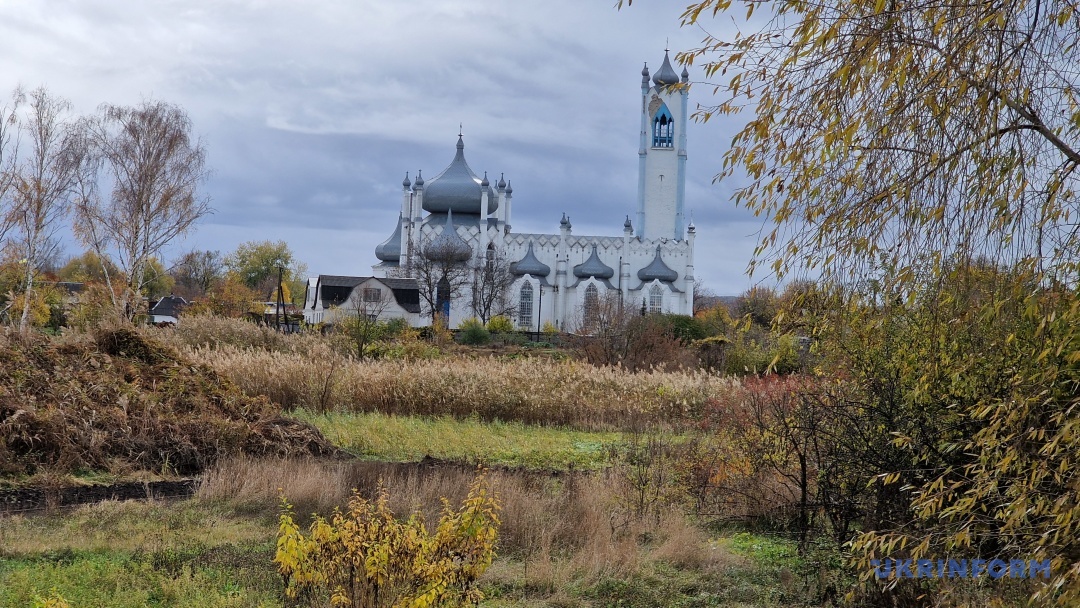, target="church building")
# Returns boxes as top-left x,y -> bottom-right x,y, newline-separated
304,51 -> 697,330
